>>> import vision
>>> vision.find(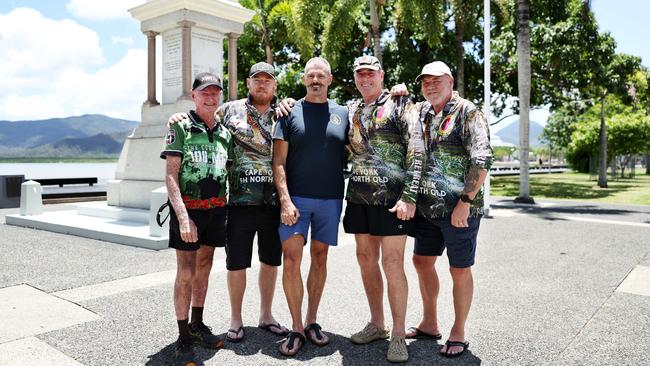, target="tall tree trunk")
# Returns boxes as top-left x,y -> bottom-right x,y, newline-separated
515,0 -> 533,203
645,153 -> 650,175
258,0 -> 273,64
369,0 -> 382,62
455,12 -> 465,97
598,95 -> 608,187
